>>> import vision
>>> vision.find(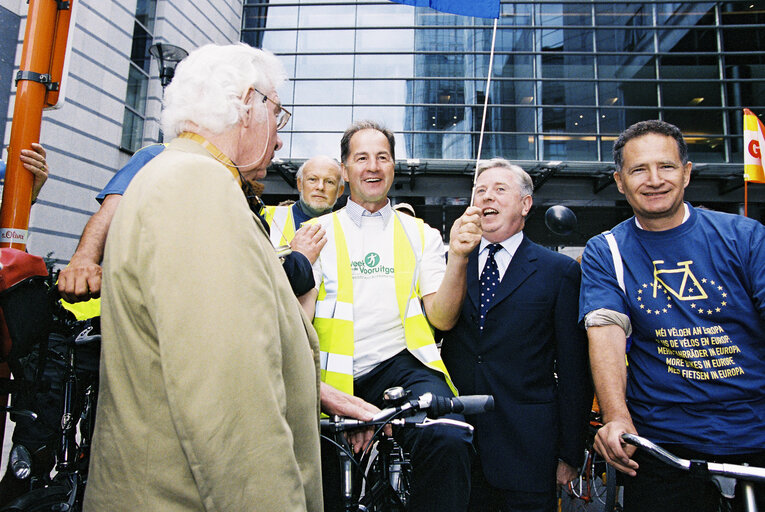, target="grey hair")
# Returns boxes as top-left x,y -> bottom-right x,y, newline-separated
296,155 -> 342,180
161,43 -> 287,138
476,158 -> 534,197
